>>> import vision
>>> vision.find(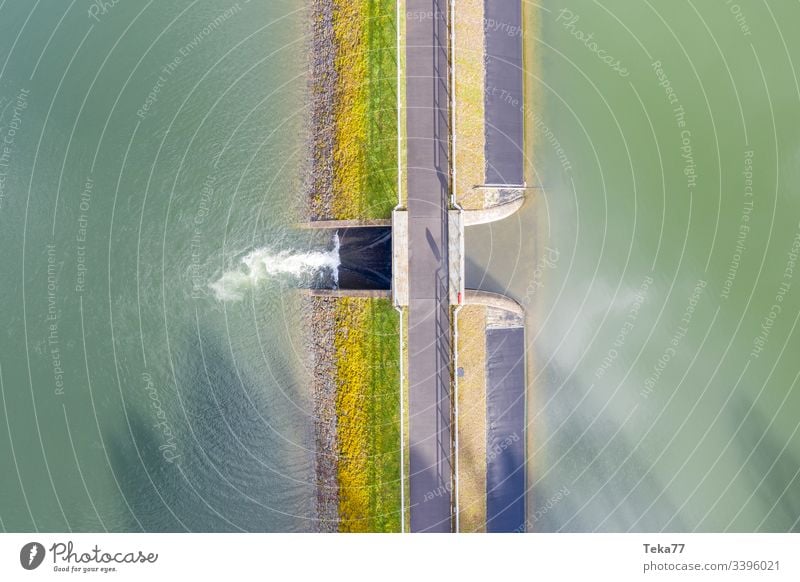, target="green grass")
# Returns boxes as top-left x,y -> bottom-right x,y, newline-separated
332,0 -> 398,220
401,307 -> 410,531
364,0 -> 398,217
334,297 -> 401,532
